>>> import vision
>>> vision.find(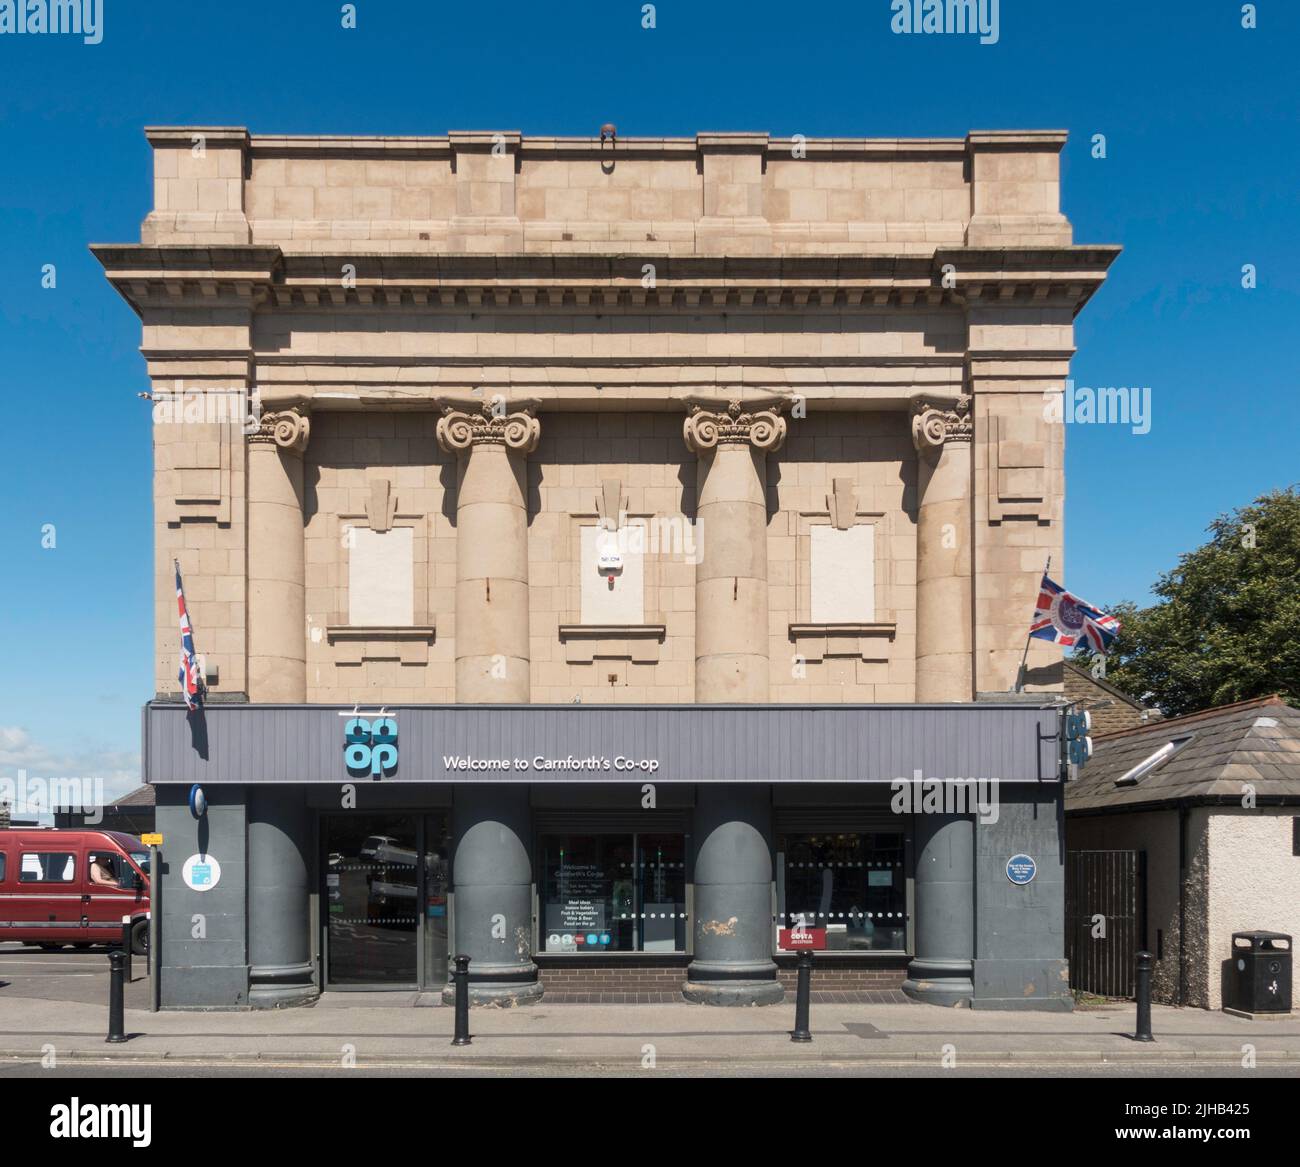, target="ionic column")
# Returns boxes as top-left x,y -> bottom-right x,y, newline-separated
247,407 -> 310,703
683,398 -> 786,702
911,395 -> 974,702
436,400 -> 540,703
684,785 -> 782,1006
